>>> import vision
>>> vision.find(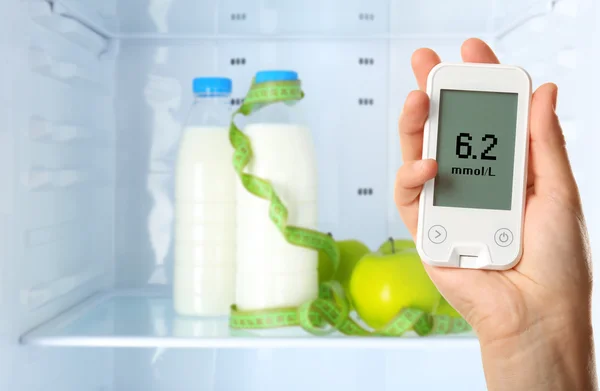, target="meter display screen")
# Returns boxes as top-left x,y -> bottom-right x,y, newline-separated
433,89 -> 519,210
